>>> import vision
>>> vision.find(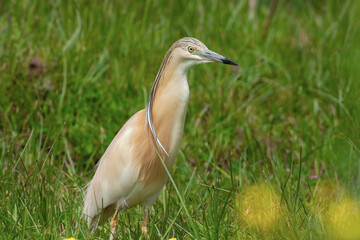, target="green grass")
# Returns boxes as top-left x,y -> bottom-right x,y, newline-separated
1,0 -> 360,239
